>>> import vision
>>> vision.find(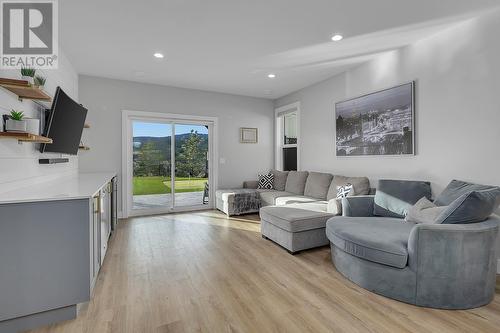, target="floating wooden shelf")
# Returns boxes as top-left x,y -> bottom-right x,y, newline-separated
79,145 -> 90,151
0,78 -> 52,102
0,132 -> 53,143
